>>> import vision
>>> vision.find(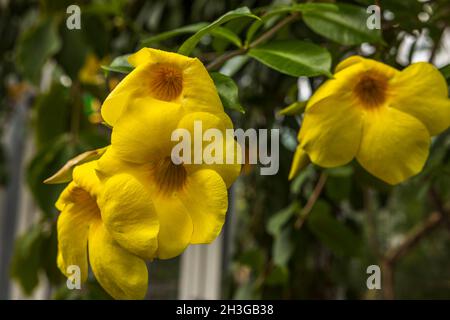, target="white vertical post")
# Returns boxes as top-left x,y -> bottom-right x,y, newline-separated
178,235 -> 223,300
